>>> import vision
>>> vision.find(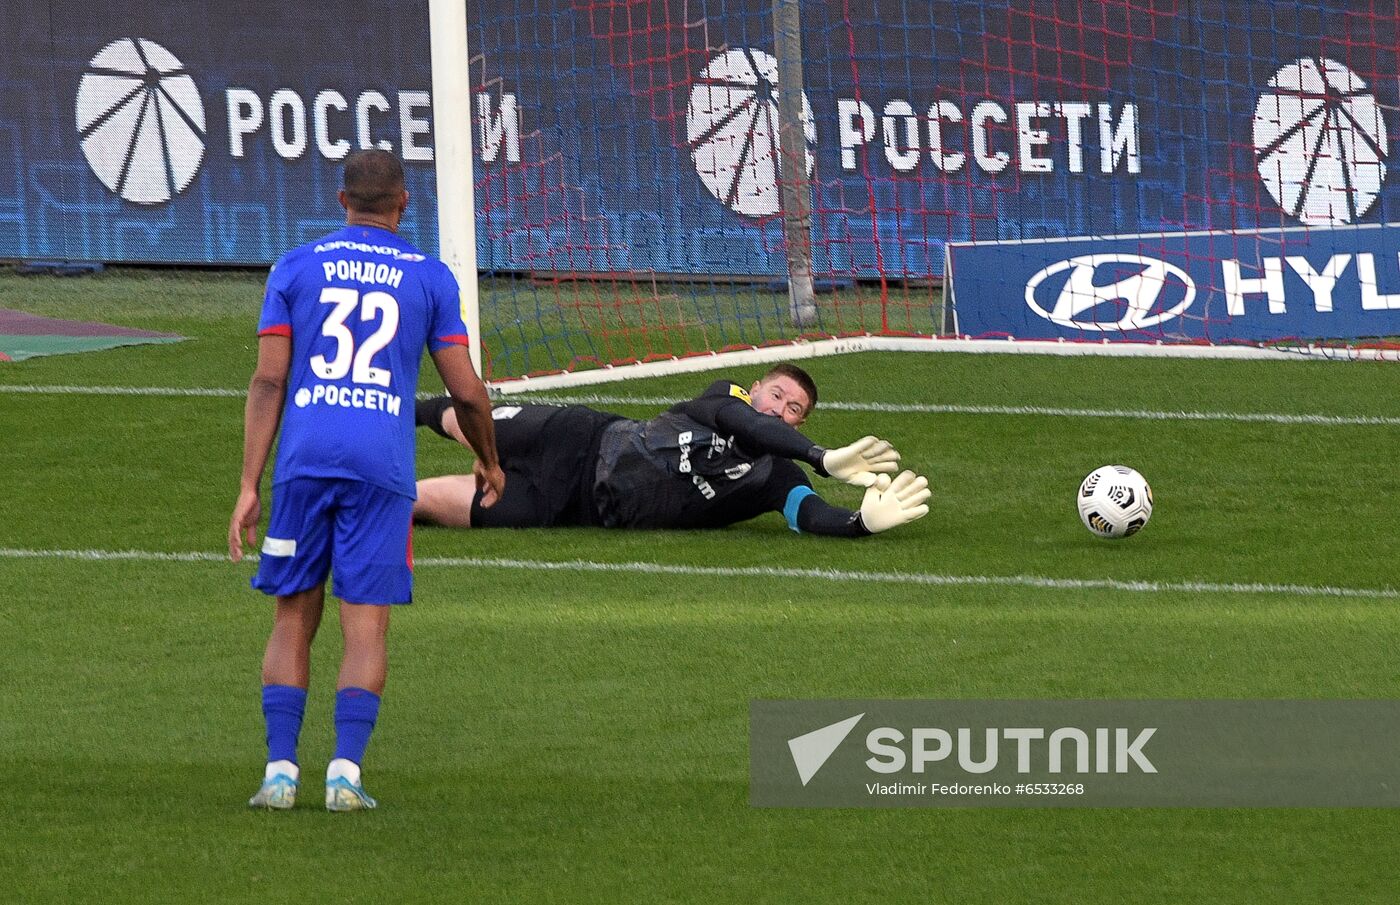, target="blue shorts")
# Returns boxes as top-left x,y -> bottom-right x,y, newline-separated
252,477 -> 414,605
